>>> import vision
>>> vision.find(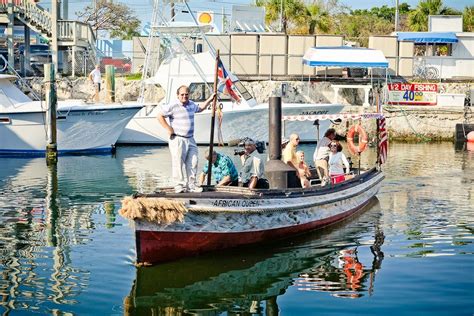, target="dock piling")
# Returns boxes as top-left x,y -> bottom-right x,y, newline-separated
106,65 -> 116,103
44,63 -> 58,164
